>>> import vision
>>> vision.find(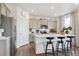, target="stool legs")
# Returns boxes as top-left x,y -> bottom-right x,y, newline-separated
56,42 -> 66,55
45,43 -> 54,56
52,44 -> 55,55
66,40 -> 76,55
45,43 -> 48,56
67,42 -> 69,51
62,41 -> 64,53
56,43 -> 59,55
